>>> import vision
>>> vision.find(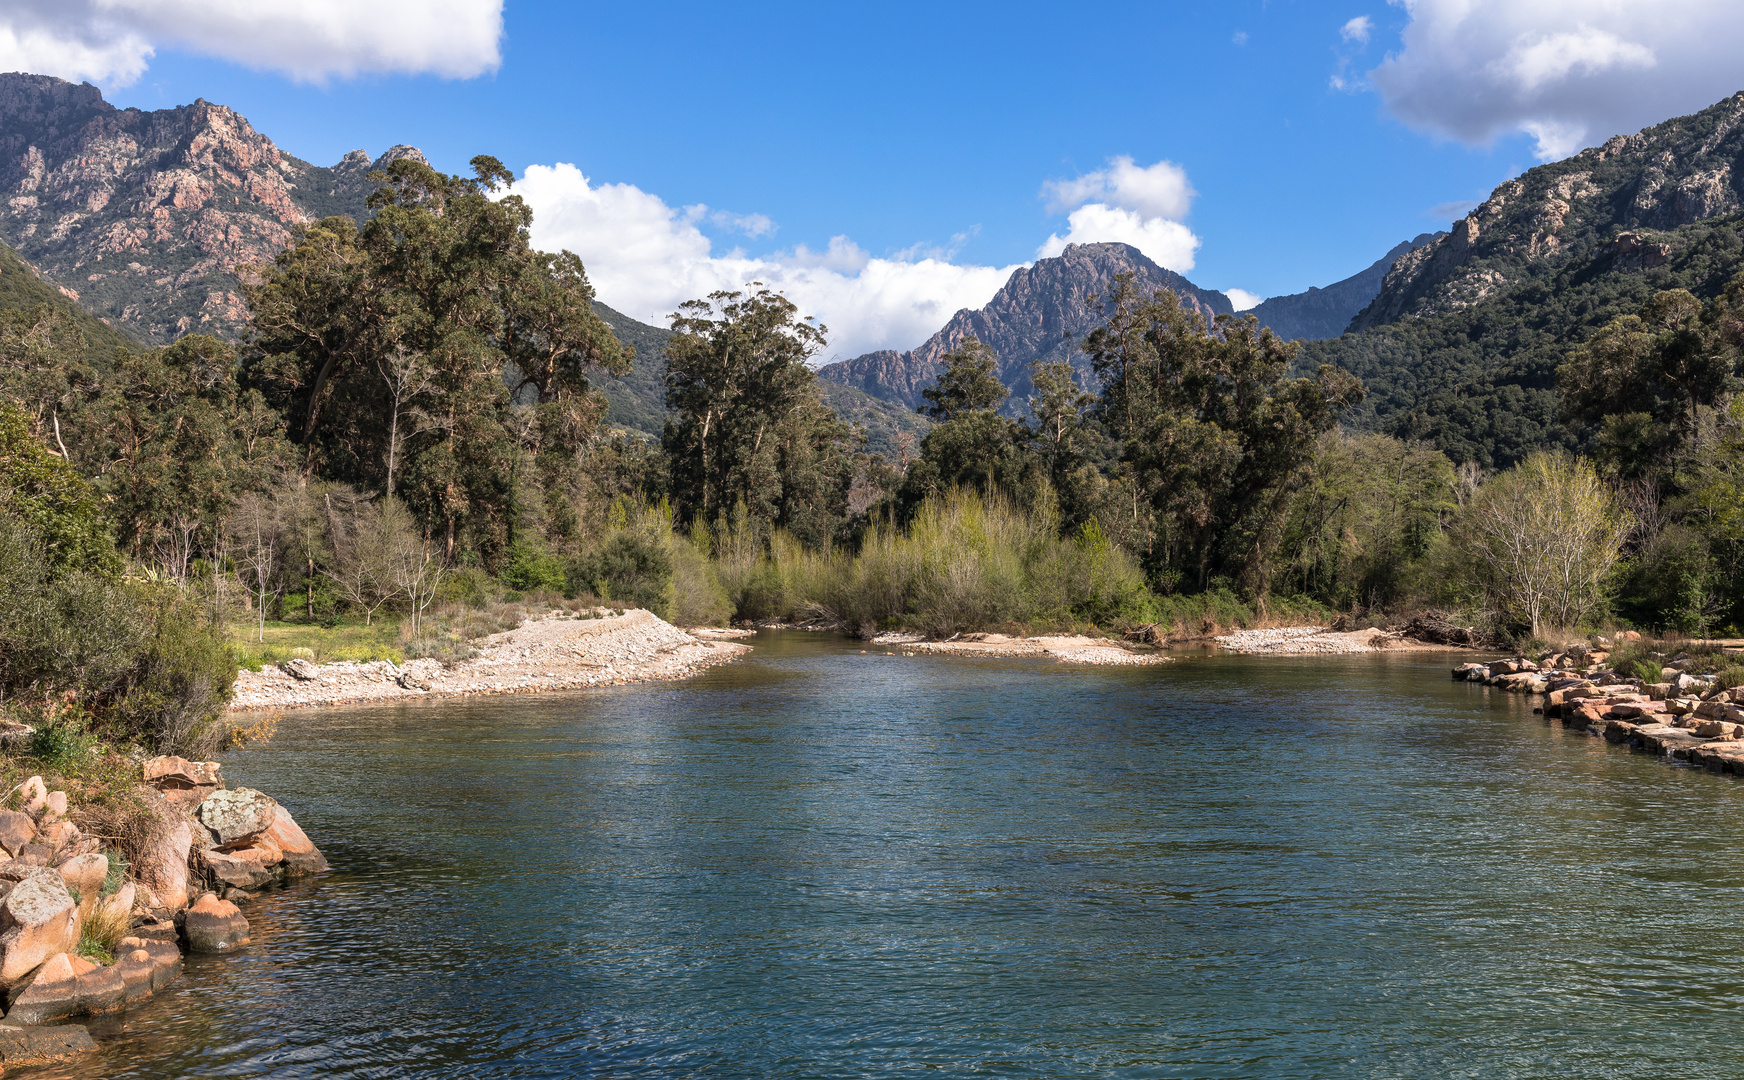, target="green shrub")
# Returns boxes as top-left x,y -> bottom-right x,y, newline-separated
501,538 -> 567,594
28,717 -> 96,770
569,530 -> 675,619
